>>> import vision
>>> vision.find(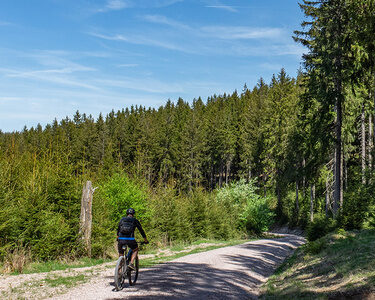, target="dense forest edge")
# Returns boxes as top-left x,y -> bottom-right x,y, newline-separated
1,0 -> 375,285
